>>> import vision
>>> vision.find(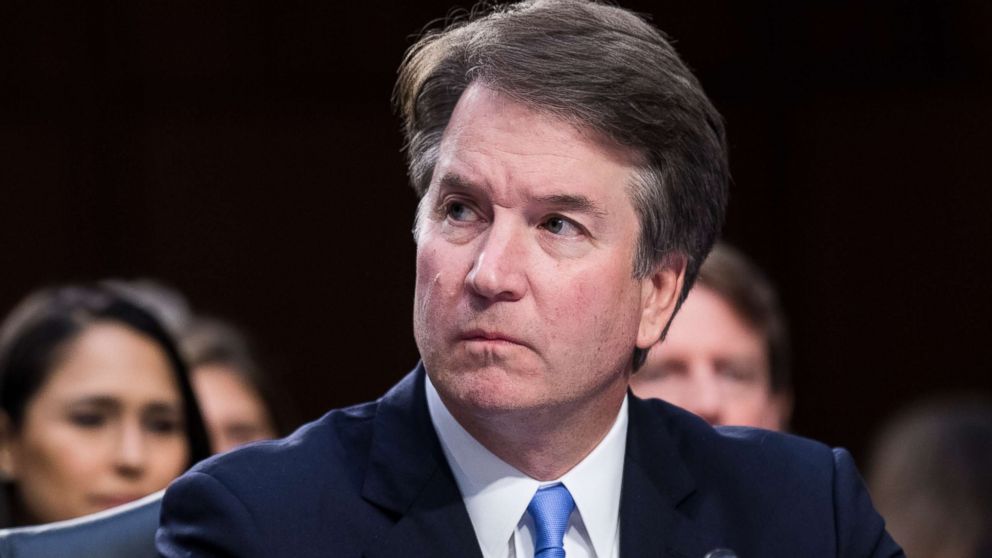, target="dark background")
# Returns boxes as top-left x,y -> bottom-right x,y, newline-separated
1,0 -> 989,461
